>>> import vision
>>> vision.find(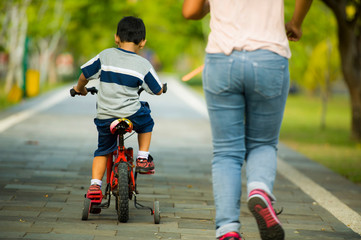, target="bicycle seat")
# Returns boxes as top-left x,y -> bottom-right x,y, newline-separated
110,118 -> 133,135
